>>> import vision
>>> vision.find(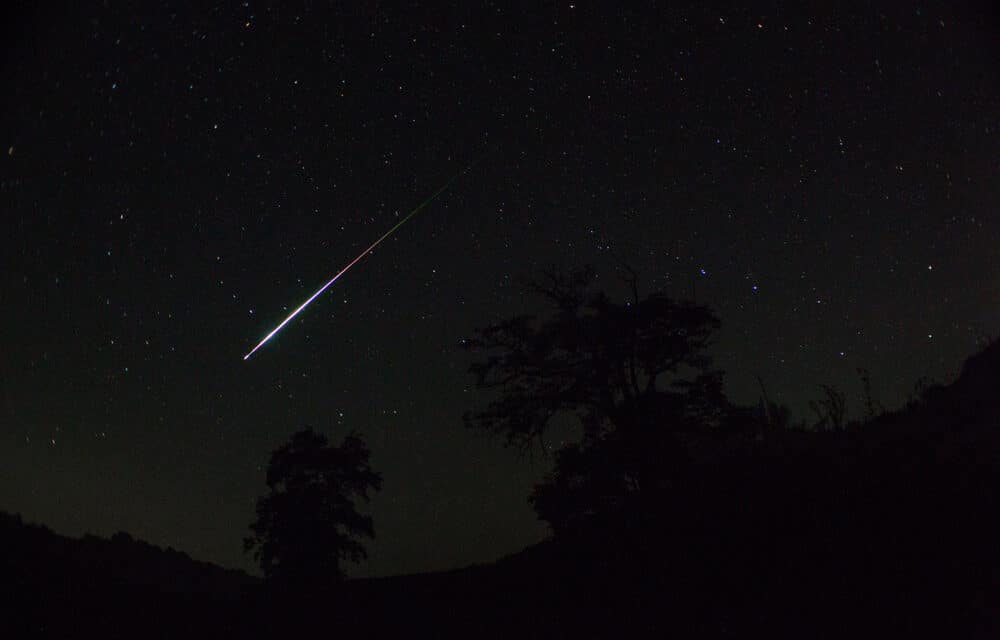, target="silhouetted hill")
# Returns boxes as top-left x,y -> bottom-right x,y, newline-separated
6,342 -> 1000,638
0,512 -> 257,598
0,513 -> 257,638
334,340 -> 1000,638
